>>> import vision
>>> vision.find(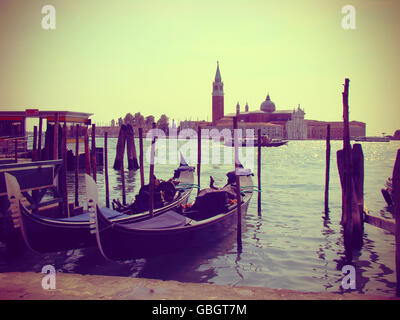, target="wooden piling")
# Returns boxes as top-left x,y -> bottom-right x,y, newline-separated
126,124 -> 139,170
84,126 -> 91,176
113,125 -> 126,170
336,149 -> 345,224
149,122 -> 157,217
104,132 -> 110,208
74,124 -> 80,208
324,124 -> 331,215
197,126 -> 201,194
257,128 -> 261,216
32,126 -> 38,161
53,113 -> 59,160
120,135 -> 127,206
31,126 -> 39,205
38,117 -> 43,160
43,120 -> 51,161
61,124 -> 69,217
352,143 -> 364,216
233,117 -> 242,252
342,78 -> 353,260
391,149 -> 400,297
341,78 -> 363,256
139,127 -> 145,187
91,124 -> 97,182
